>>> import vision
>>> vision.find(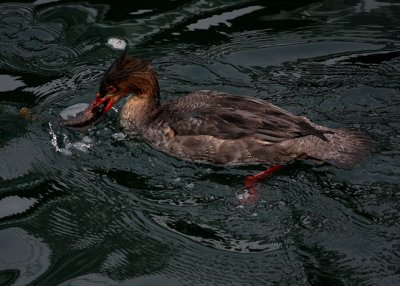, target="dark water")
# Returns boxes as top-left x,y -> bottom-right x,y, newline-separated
0,0 -> 399,285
